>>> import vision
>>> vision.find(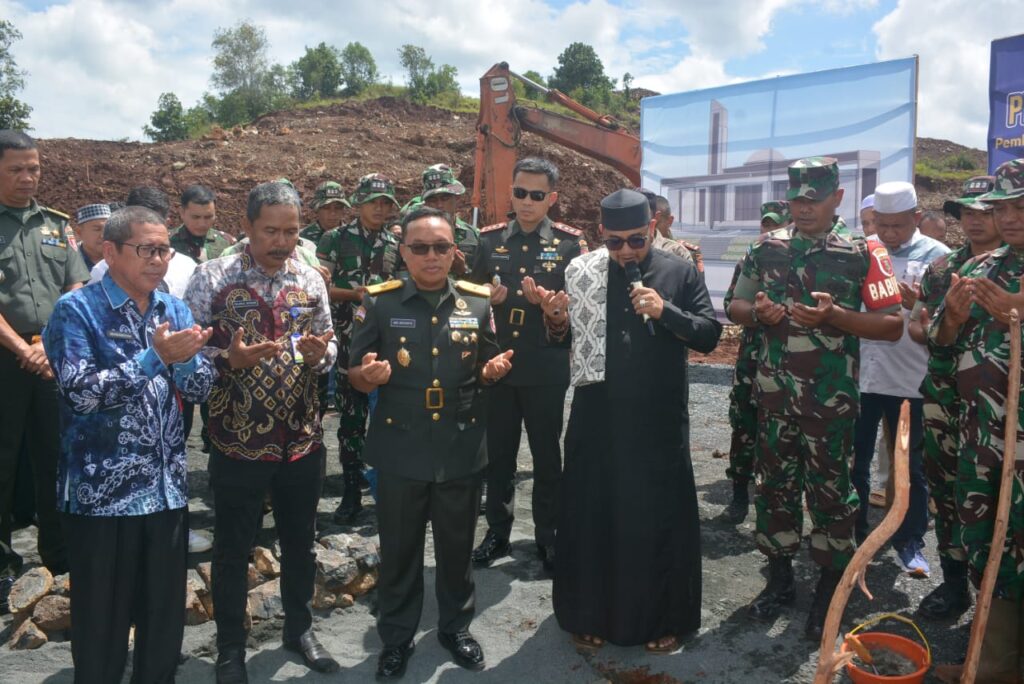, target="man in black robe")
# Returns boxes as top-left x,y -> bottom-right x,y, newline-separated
534,189 -> 720,652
